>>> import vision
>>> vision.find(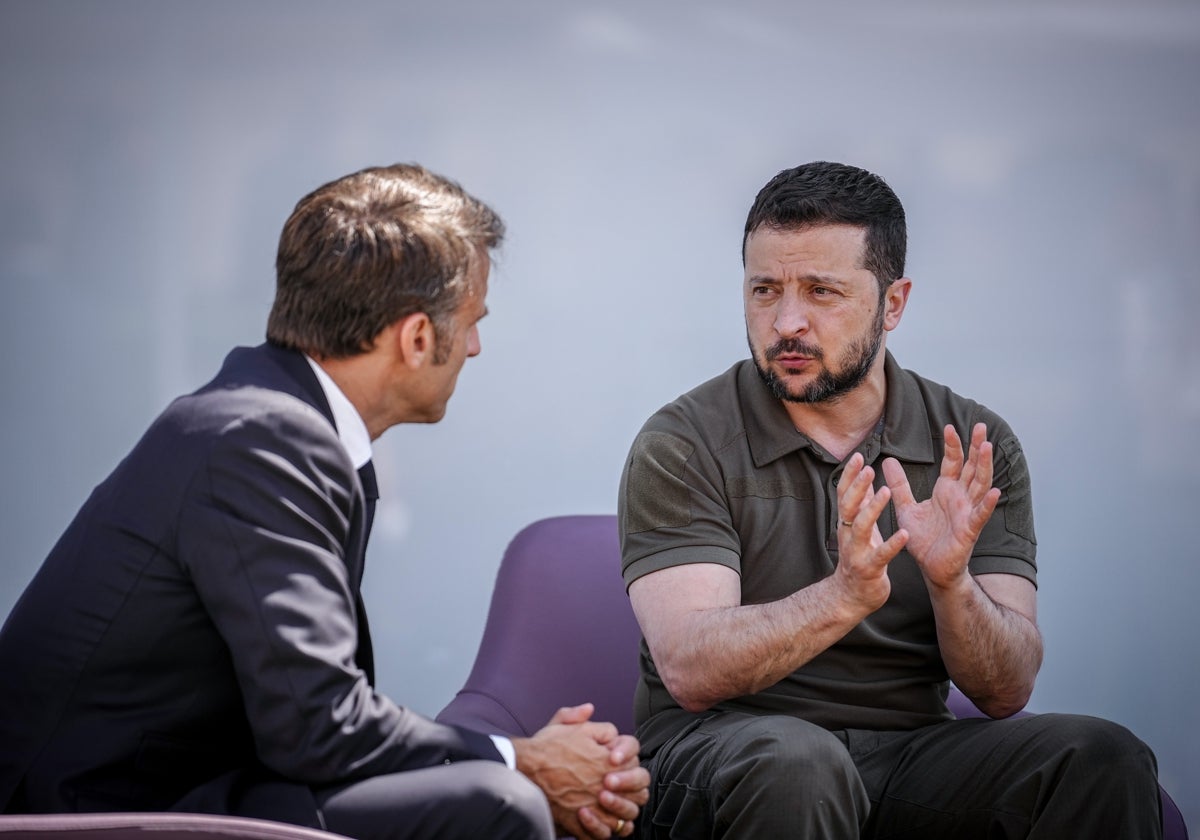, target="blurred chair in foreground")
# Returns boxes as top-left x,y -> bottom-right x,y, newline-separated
0,812 -> 349,840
